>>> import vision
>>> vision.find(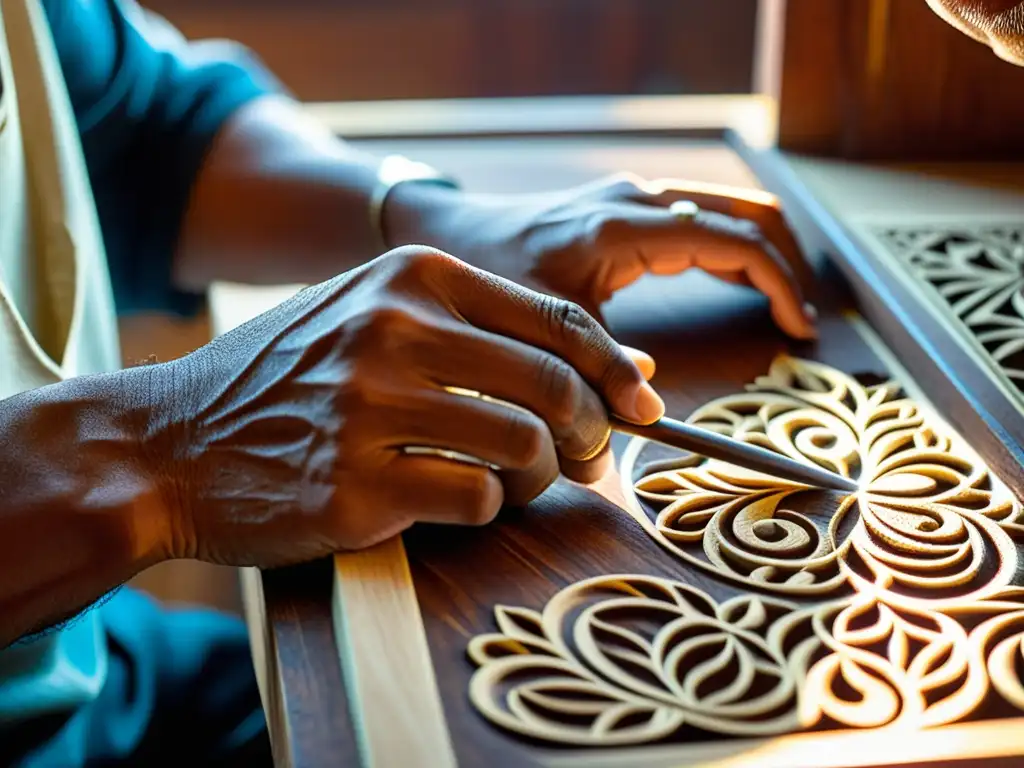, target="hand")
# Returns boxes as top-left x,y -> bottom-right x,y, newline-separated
924,0 -> 1024,64
386,174 -> 817,339
150,246 -> 661,567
